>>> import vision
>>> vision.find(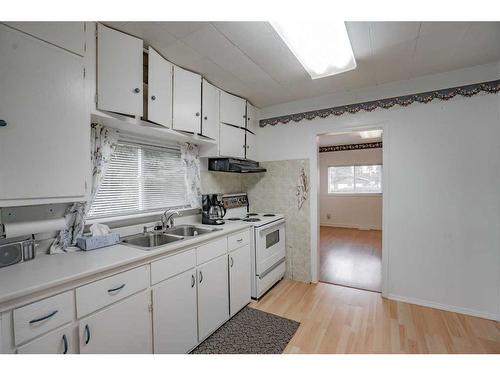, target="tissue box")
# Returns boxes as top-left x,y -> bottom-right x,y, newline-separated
77,233 -> 120,251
